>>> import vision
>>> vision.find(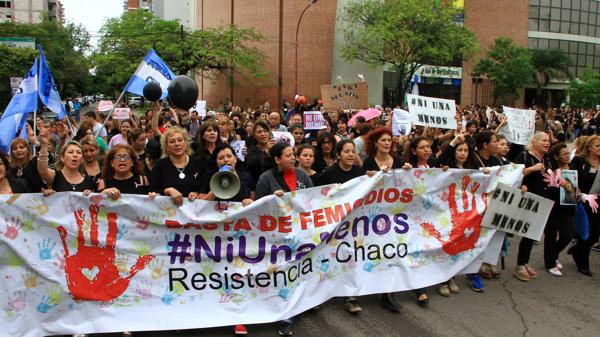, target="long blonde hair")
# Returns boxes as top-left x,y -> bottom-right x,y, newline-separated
578,135 -> 600,160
